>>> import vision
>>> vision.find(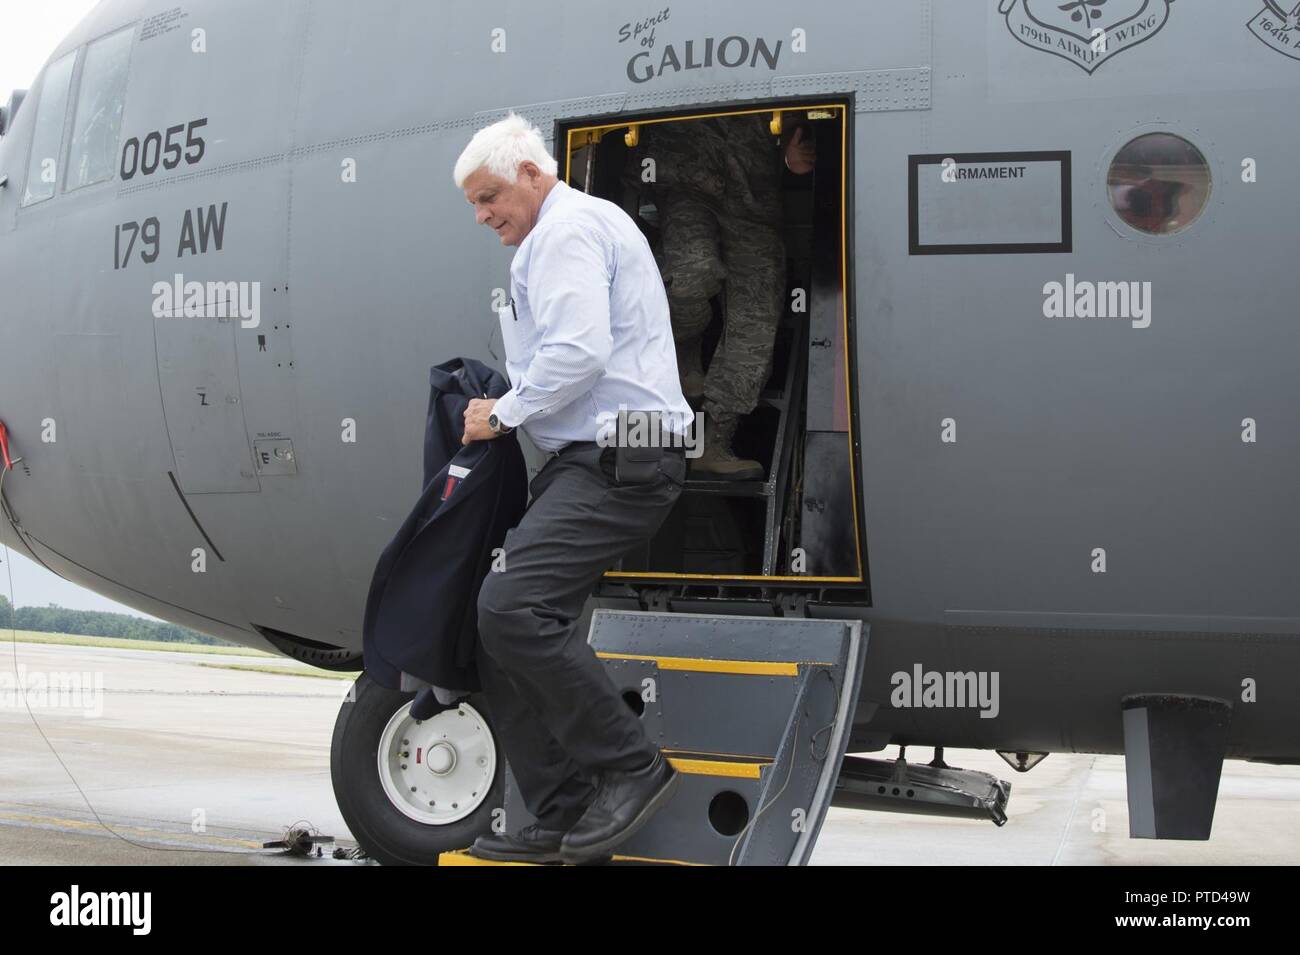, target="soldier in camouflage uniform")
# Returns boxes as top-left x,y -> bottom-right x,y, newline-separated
640,113 -> 816,480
